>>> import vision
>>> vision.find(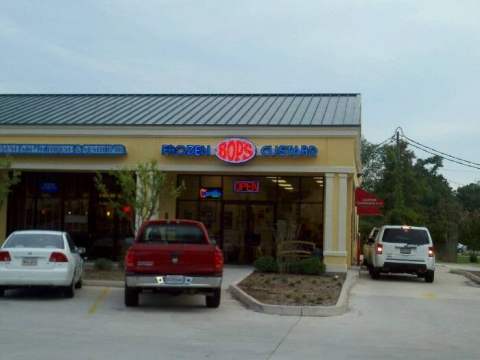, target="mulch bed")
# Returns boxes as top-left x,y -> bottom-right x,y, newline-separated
238,272 -> 345,306
84,269 -> 125,281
